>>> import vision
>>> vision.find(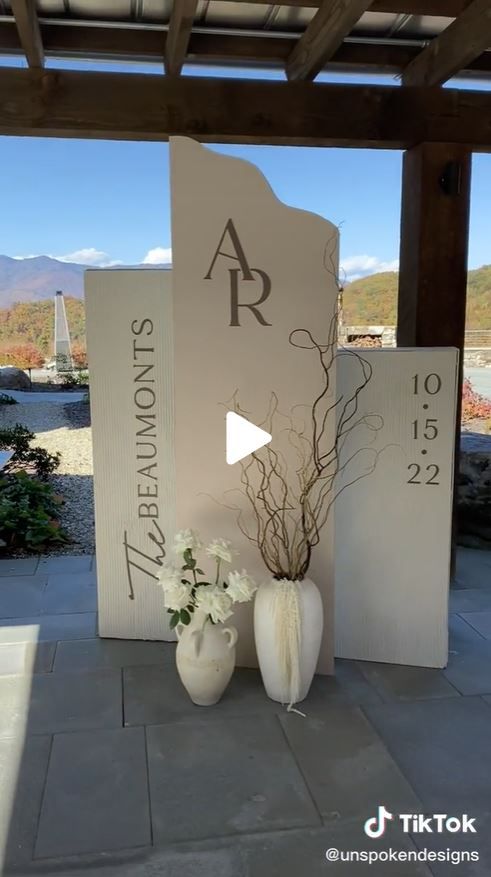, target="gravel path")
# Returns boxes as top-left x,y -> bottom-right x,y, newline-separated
2,400 -> 94,555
